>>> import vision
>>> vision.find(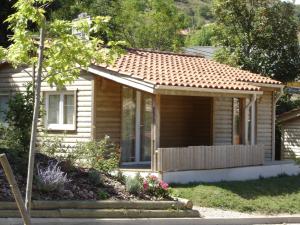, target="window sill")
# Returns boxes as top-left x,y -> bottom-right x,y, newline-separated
46,124 -> 76,131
